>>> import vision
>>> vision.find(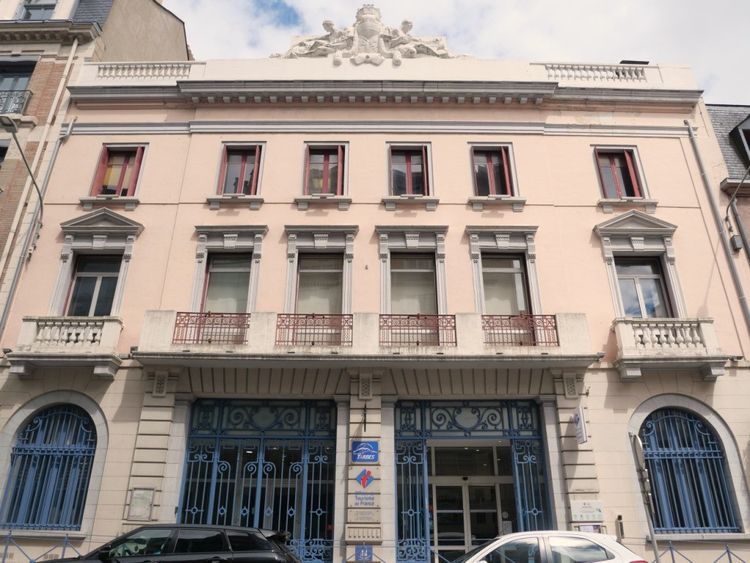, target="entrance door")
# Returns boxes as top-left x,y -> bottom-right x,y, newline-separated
430,445 -> 516,561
